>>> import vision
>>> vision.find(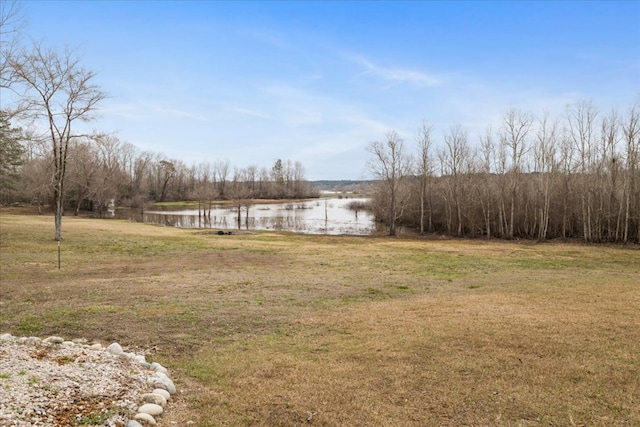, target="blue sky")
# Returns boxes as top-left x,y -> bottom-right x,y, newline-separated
18,1 -> 640,180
